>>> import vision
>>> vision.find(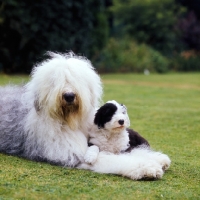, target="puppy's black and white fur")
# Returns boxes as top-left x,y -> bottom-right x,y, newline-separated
84,100 -> 149,164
